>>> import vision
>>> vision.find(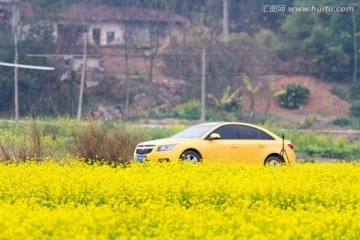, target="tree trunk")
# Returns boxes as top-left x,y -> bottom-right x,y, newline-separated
265,96 -> 272,115
125,40 -> 130,121
223,0 -> 229,44
201,47 -> 207,122
250,95 -> 255,119
147,28 -> 160,116
352,11 -> 358,84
